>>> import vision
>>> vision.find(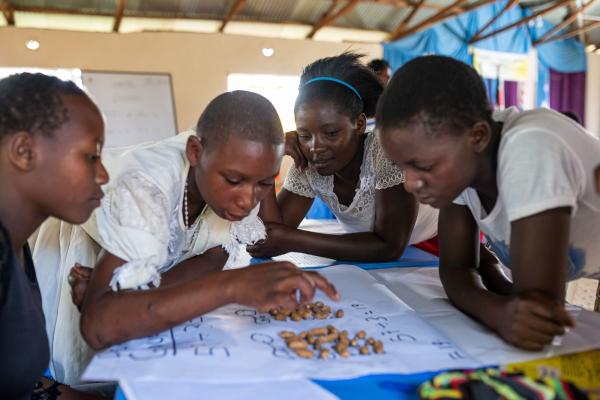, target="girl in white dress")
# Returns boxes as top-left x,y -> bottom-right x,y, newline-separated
248,53 -> 439,261
32,91 -> 338,386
